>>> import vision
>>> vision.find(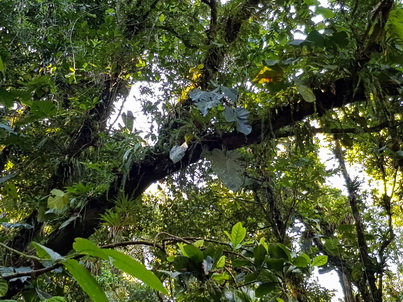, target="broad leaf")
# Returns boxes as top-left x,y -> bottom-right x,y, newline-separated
63,259 -> 108,302
230,222 -> 246,249
189,89 -> 222,116
312,255 -> 328,266
223,107 -> 252,135
252,66 -> 284,84
253,244 -> 267,267
30,101 -> 57,118
72,238 -> 108,260
103,249 -> 167,294
294,77 -> 316,103
316,6 -> 335,18
169,142 -> 188,163
211,272 -> 230,282
47,189 -> 69,212
202,256 -> 214,274
0,277 -> 8,297
180,244 -> 204,262
293,254 -> 311,268
266,258 -> 285,273
220,86 -> 238,102
306,30 -> 325,48
216,255 -> 226,268
207,149 -> 246,191
255,282 -> 278,297
32,242 -> 65,262
259,269 -> 278,283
